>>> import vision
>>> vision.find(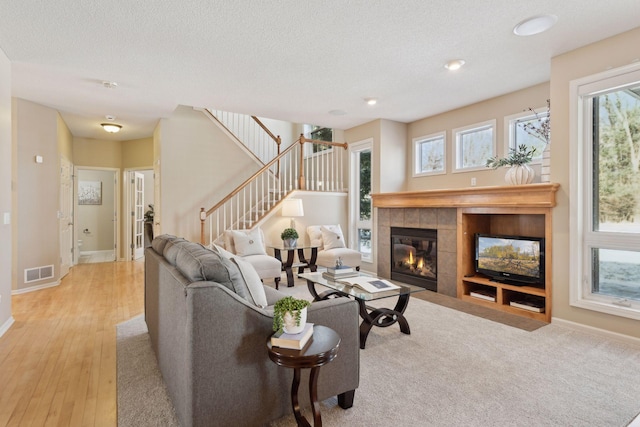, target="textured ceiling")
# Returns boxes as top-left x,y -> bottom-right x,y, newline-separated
0,0 -> 639,141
